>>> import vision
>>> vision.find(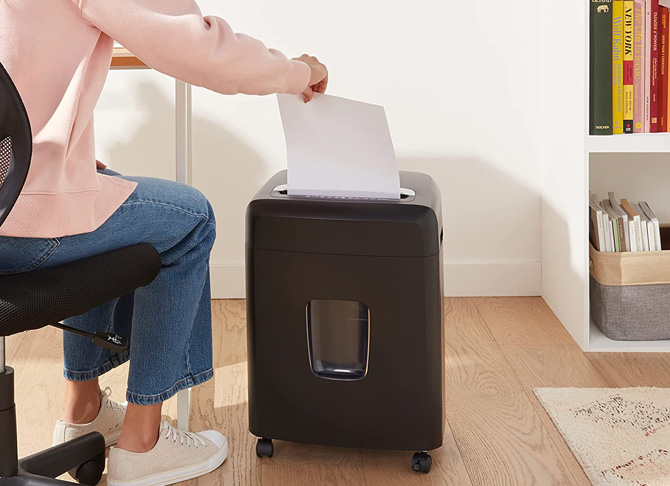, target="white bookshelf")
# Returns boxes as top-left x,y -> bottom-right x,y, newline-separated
587,133 -> 670,152
540,0 -> 670,352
